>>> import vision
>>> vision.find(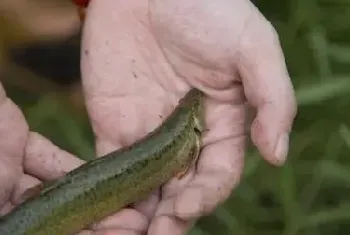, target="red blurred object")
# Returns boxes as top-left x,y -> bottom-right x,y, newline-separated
72,0 -> 90,8
71,0 -> 90,21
